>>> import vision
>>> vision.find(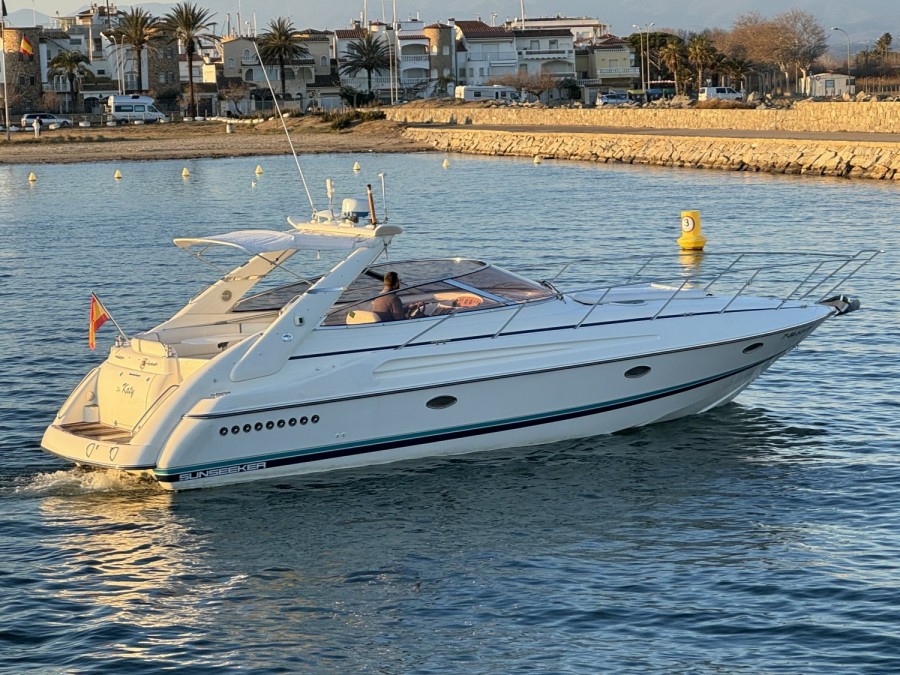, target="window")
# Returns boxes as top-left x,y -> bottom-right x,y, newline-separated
242,48 -> 251,61
320,55 -> 327,67
549,39 -> 558,49
443,45 -> 449,56
245,68 -> 254,81
227,57 -> 235,69
530,40 -> 539,50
